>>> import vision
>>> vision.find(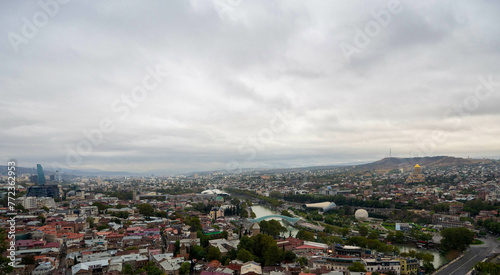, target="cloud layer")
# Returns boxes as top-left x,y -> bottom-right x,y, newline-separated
1,0 -> 500,173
